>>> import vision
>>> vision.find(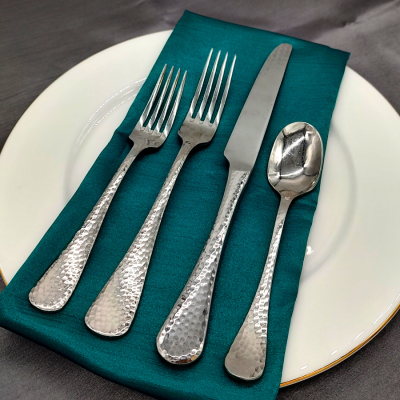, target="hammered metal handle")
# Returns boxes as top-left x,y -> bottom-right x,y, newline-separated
85,141 -> 195,337
157,169 -> 250,364
225,195 -> 291,380
29,146 -> 141,312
